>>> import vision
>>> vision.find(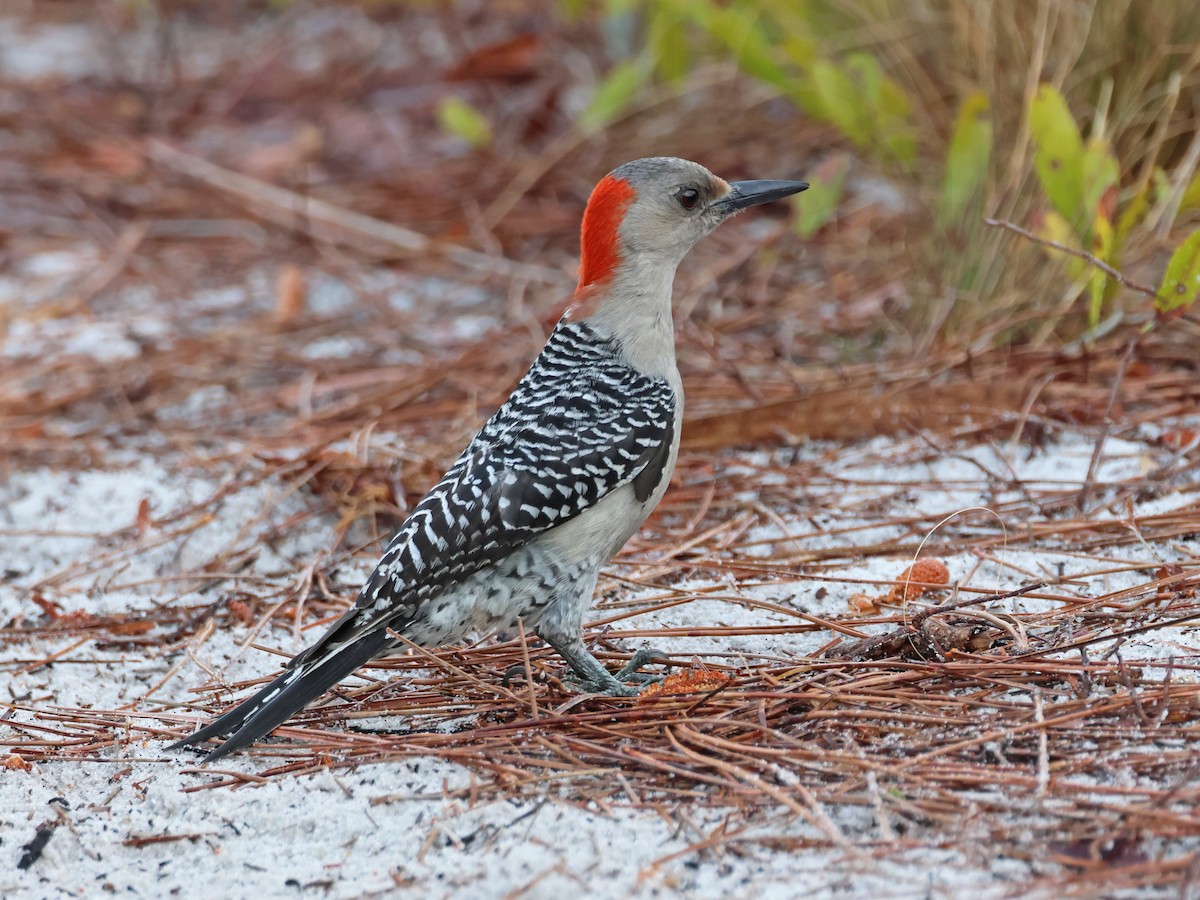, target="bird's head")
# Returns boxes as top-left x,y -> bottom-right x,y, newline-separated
575,157 -> 808,291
